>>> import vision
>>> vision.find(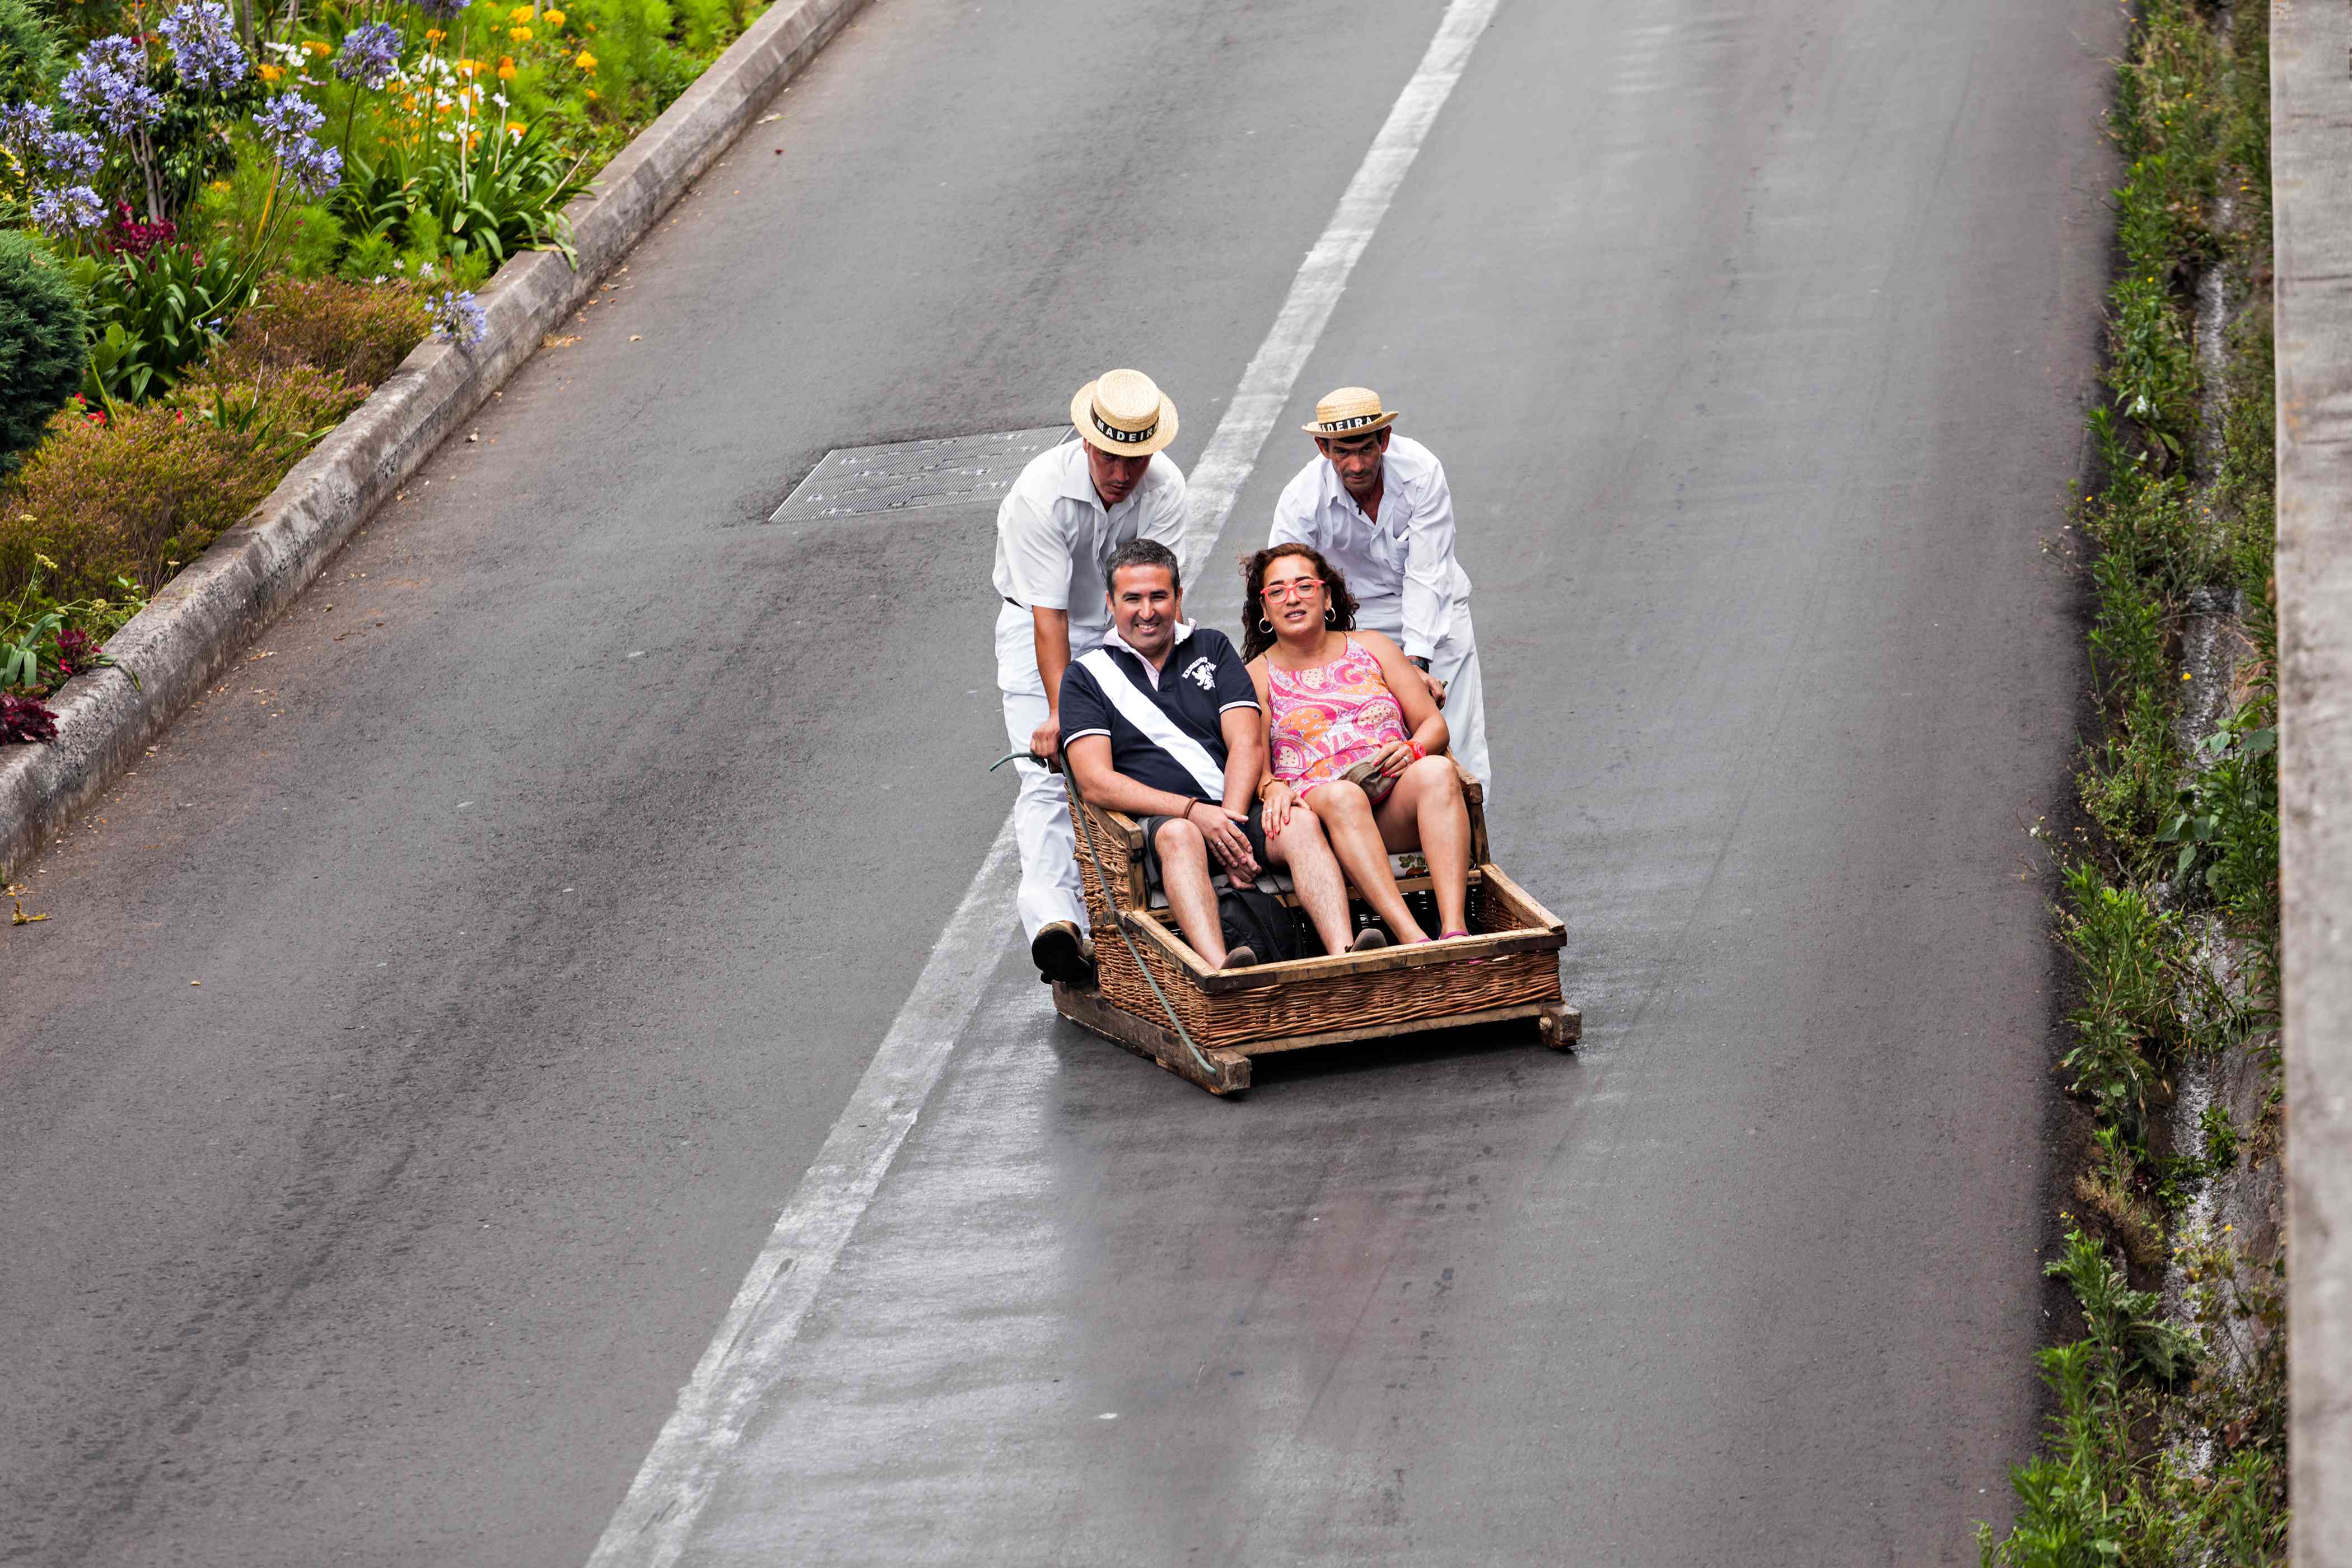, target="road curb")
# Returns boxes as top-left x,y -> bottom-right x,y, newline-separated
0,0 -> 872,880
